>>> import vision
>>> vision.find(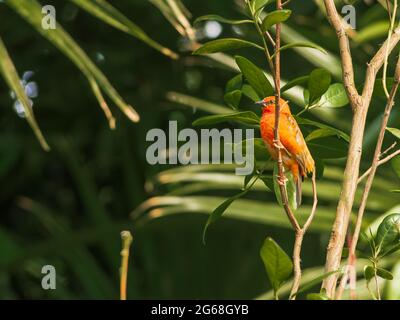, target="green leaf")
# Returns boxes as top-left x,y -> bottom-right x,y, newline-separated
194,15 -> 252,25
192,111 -> 260,127
291,269 -> 340,298
224,90 -> 242,109
295,117 -> 350,142
203,188 -> 250,243
281,75 -> 309,93
386,127 -> 400,139
70,0 -> 178,59
261,10 -> 292,32
375,213 -> 400,255
226,74 -> 243,93
241,84 -> 261,102
376,268 -> 394,280
364,265 -> 375,282
306,292 -> 330,300
272,163 -> 297,211
306,129 -> 338,142
235,55 -> 274,99
0,37 -> 49,151
193,38 -> 263,55
318,83 -> 349,108
308,137 -> 348,159
260,237 -> 293,295
308,68 -> 331,105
